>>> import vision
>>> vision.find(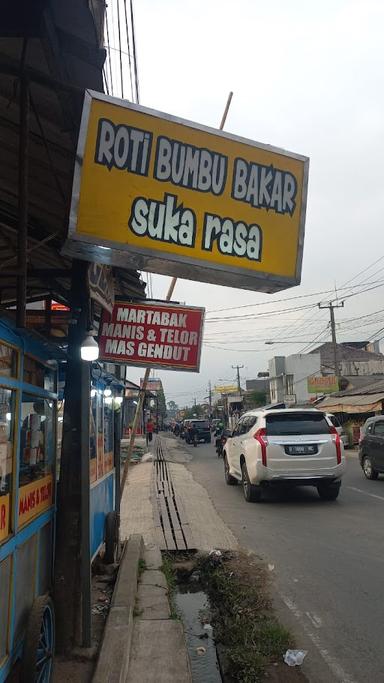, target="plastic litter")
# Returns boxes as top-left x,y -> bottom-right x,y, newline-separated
196,646 -> 206,656
141,452 -> 153,463
203,623 -> 213,631
284,650 -> 308,667
268,564 -> 275,572
209,549 -> 222,558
